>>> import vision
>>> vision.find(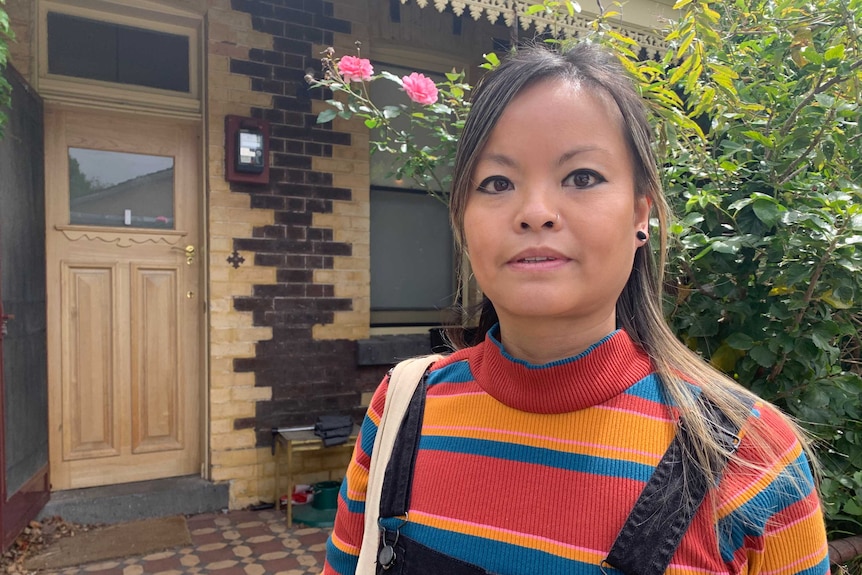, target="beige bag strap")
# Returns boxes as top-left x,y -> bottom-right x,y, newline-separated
355,354 -> 443,575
